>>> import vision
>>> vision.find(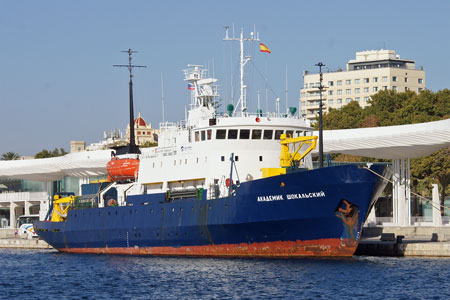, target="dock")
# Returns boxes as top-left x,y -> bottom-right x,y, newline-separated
0,238 -> 52,249
356,226 -> 450,257
0,229 -> 52,249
